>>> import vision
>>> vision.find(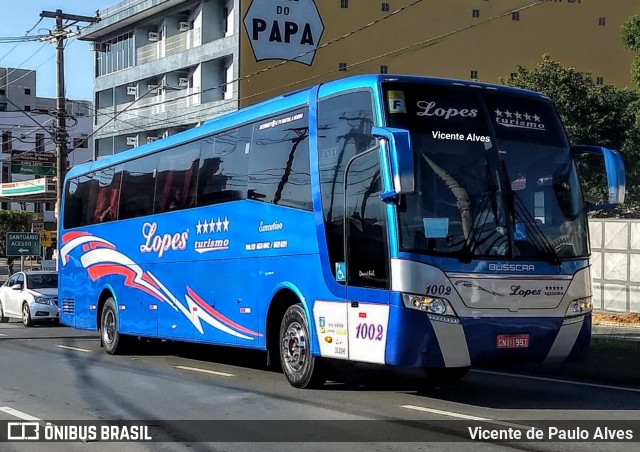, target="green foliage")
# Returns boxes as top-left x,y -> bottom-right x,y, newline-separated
501,55 -> 640,217
0,210 -> 32,257
622,15 -> 640,85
